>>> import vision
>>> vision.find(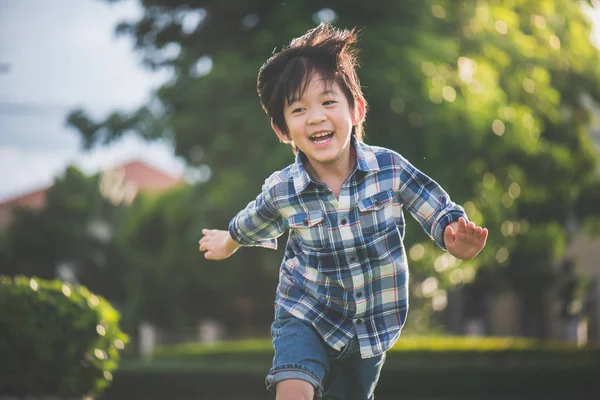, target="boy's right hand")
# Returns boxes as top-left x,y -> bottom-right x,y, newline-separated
198,229 -> 242,260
